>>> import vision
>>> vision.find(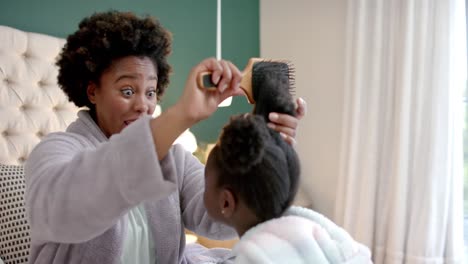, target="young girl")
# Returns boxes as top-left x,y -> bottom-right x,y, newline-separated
203,114 -> 373,263
203,64 -> 371,263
